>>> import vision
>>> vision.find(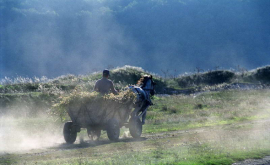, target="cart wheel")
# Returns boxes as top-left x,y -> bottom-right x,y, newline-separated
63,122 -> 77,144
129,117 -> 142,138
87,128 -> 101,141
106,118 -> 120,141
